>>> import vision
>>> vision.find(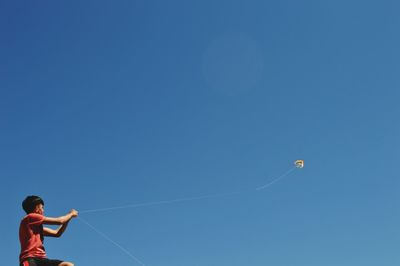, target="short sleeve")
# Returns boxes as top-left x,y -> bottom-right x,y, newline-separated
27,213 -> 44,225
